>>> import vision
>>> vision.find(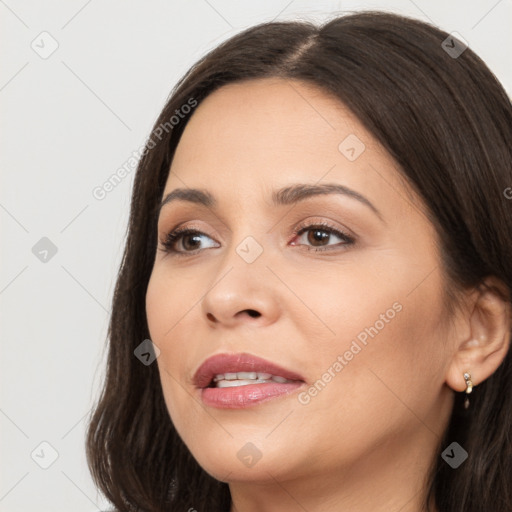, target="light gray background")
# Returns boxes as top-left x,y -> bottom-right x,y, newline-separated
1,1 -> 510,510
